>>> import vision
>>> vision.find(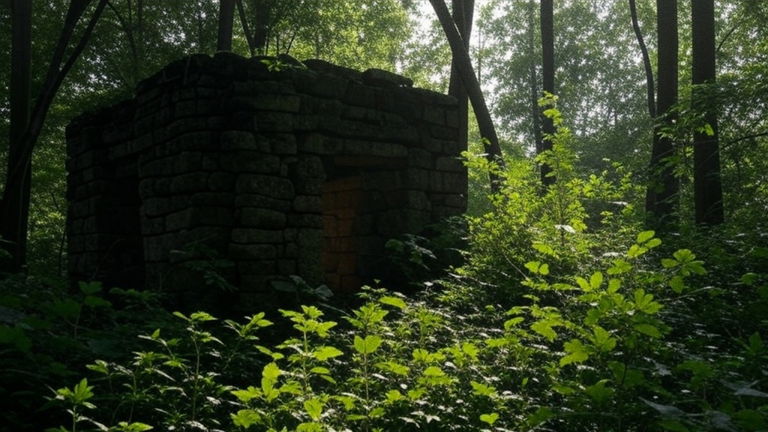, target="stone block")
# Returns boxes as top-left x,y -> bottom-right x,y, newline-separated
237,260 -> 277,276
289,214 -> 323,228
221,153 -> 280,173
436,156 -> 466,172
423,107 -> 446,126
278,259 -> 296,275
229,244 -> 277,260
268,134 -> 298,154
255,112 -> 294,132
408,148 -> 434,169
231,228 -> 284,244
362,68 -> 413,88
236,174 -> 294,198
220,131 -> 261,151
239,208 -> 287,229
170,172 -> 209,193
293,195 -> 322,212
235,194 -> 291,211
